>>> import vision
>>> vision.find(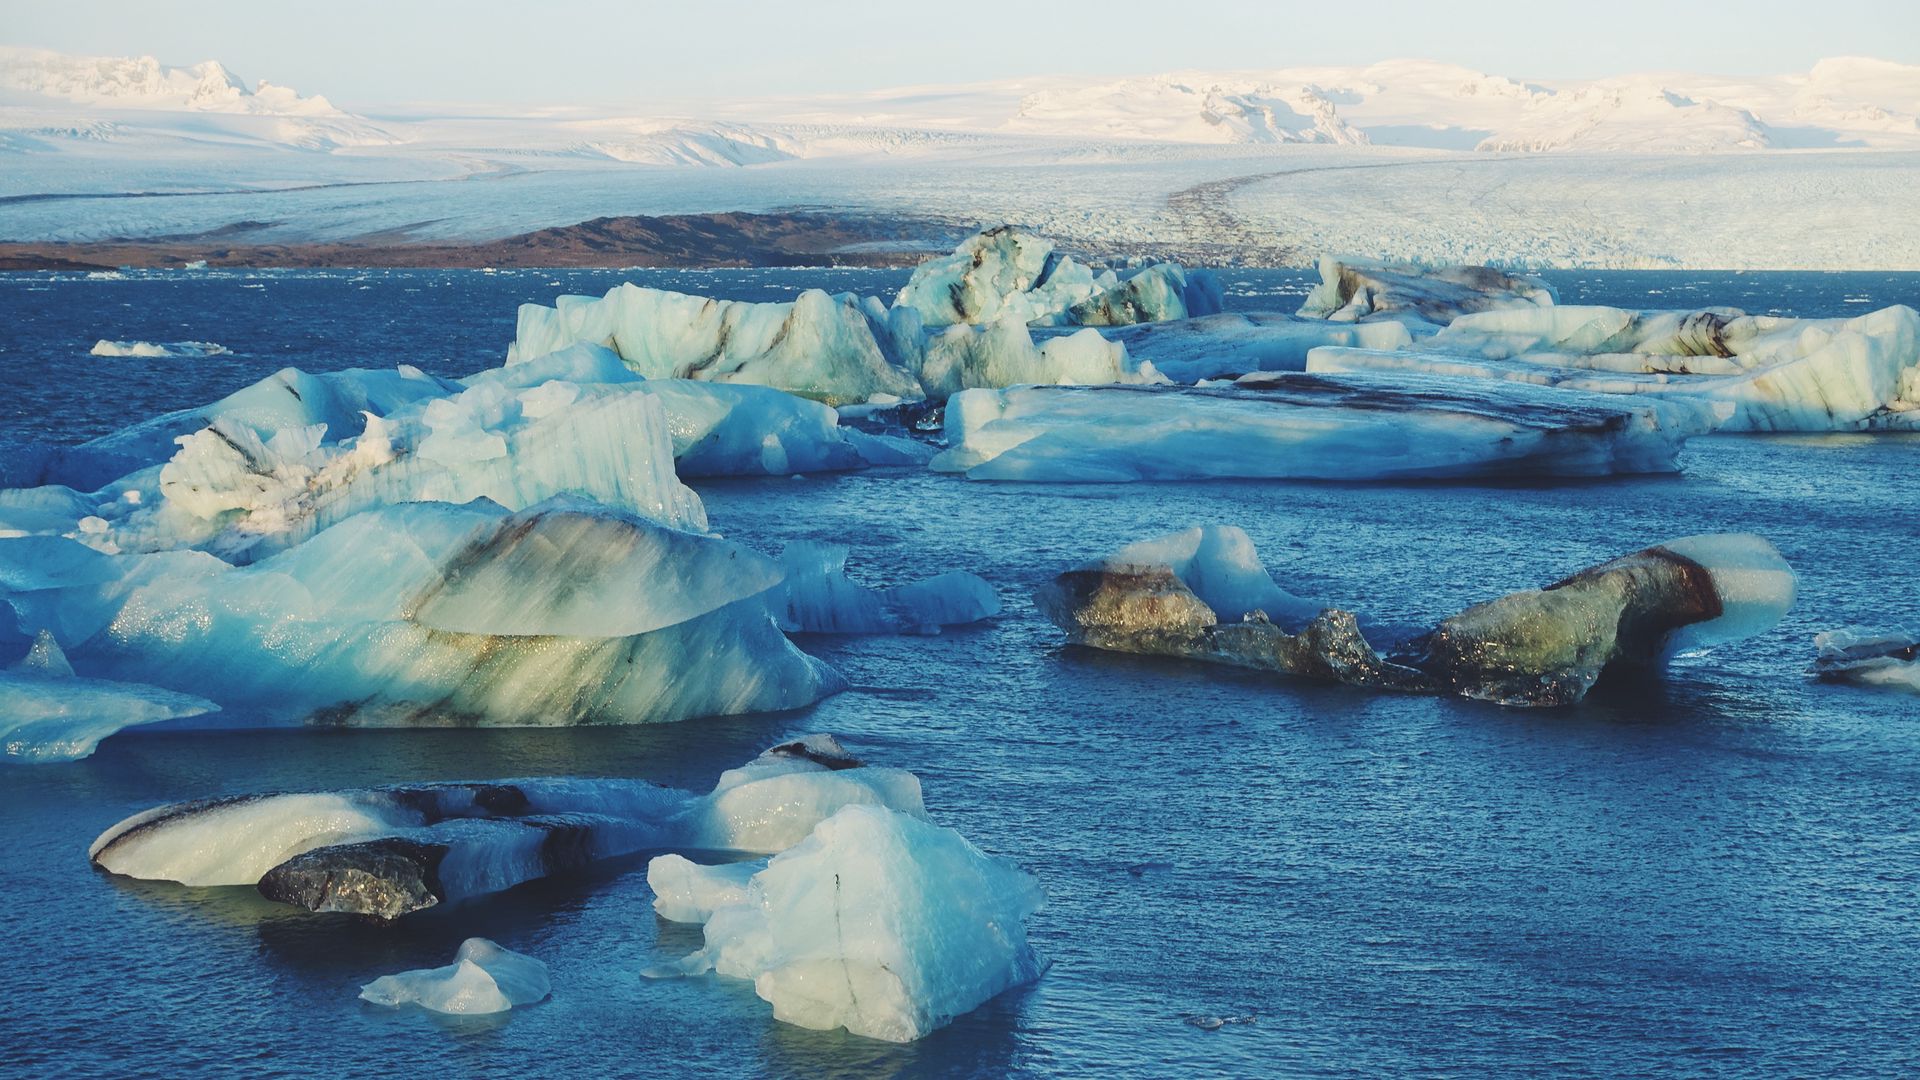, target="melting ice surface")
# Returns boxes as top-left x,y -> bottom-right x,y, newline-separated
360,939 -> 550,1016
1,631 -> 218,763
